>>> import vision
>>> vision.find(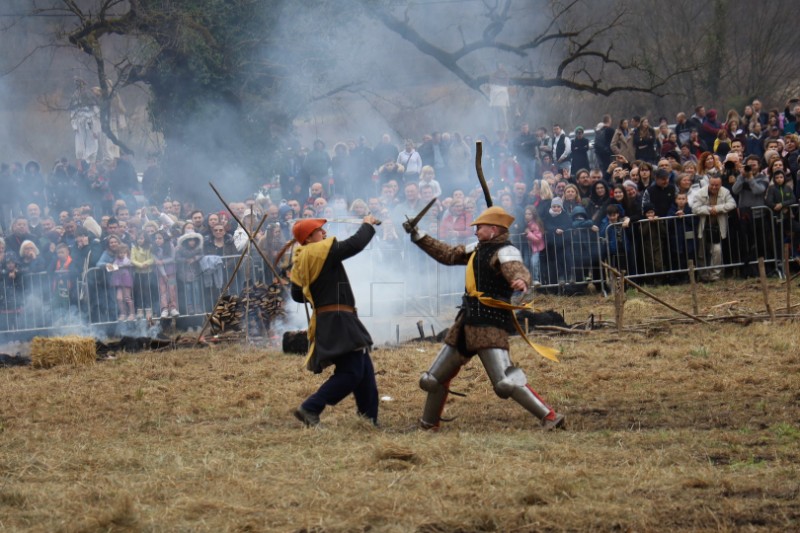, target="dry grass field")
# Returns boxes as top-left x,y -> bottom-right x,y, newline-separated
1,279 -> 799,532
